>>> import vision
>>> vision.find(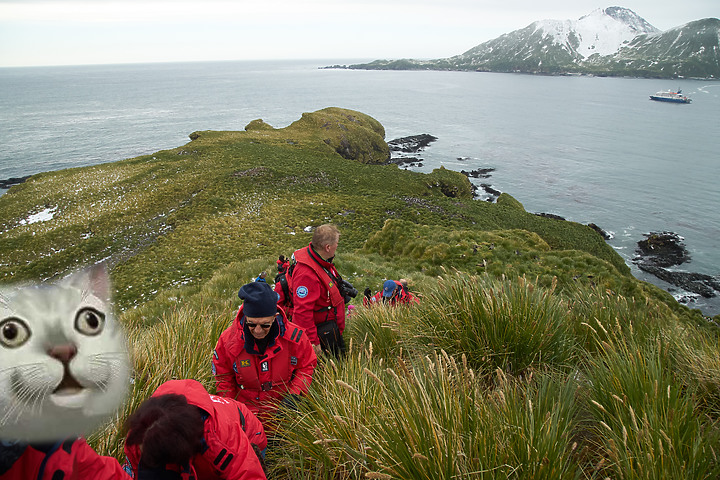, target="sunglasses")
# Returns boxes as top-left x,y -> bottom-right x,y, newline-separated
246,322 -> 273,330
